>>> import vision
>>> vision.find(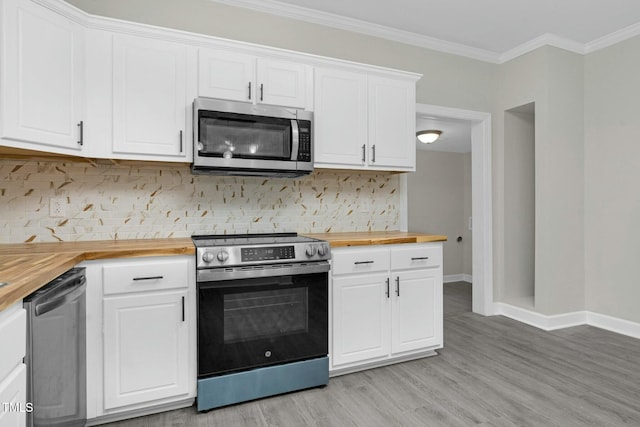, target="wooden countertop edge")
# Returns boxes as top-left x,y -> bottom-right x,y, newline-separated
0,242 -> 195,312
303,232 -> 448,247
